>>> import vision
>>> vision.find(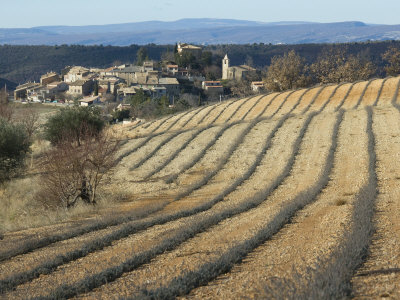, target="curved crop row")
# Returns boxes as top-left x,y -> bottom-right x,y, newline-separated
3,113 -> 298,299
223,95 -> 260,123
142,125 -> 216,180
351,106 -> 400,298
301,85 -> 326,114
0,115 -> 285,296
0,118 -> 274,290
372,77 -> 391,106
82,111 -> 326,299
334,81 -> 357,111
128,130 -> 188,171
289,106 -> 377,299
353,79 -> 376,109
203,97 -> 245,125
240,93 -> 270,120
264,90 -> 296,119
